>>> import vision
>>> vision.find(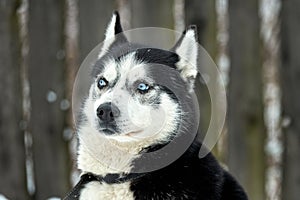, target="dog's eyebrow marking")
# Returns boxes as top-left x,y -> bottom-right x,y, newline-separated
103,60 -> 118,84
116,52 -> 141,82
